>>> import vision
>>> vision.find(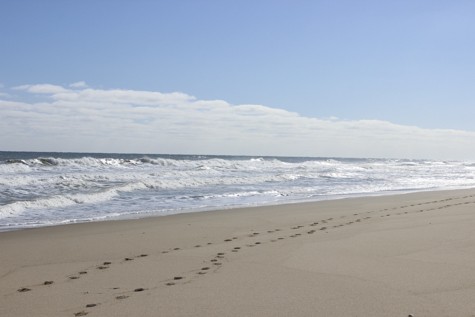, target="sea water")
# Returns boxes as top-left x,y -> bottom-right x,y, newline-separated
1,151 -> 475,231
